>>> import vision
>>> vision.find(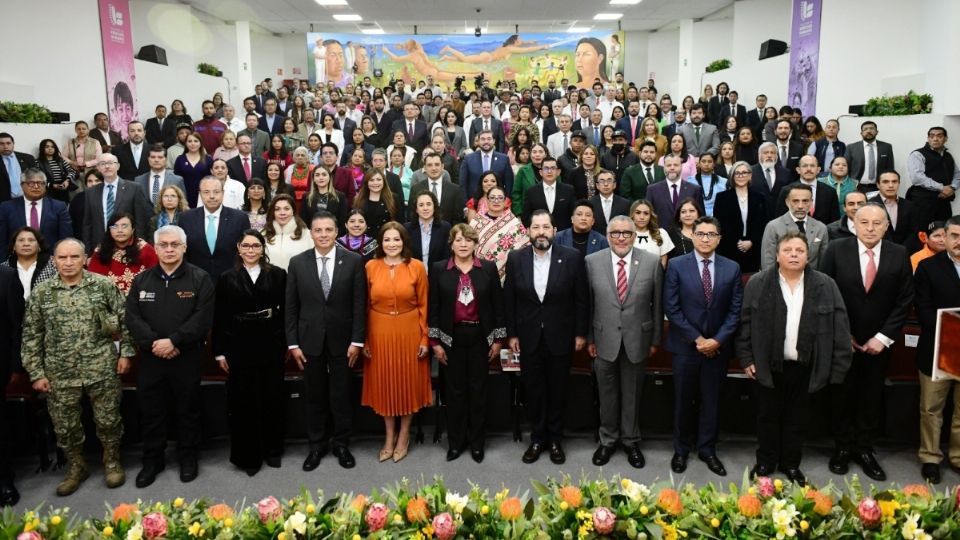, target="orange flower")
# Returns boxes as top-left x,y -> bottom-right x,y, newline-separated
206,503 -> 234,521
112,503 -> 138,523
902,484 -> 932,499
499,497 -> 523,521
737,494 -> 762,517
406,496 -> 431,523
559,486 -> 583,509
804,490 -> 833,516
656,488 -> 683,516
351,494 -> 368,512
